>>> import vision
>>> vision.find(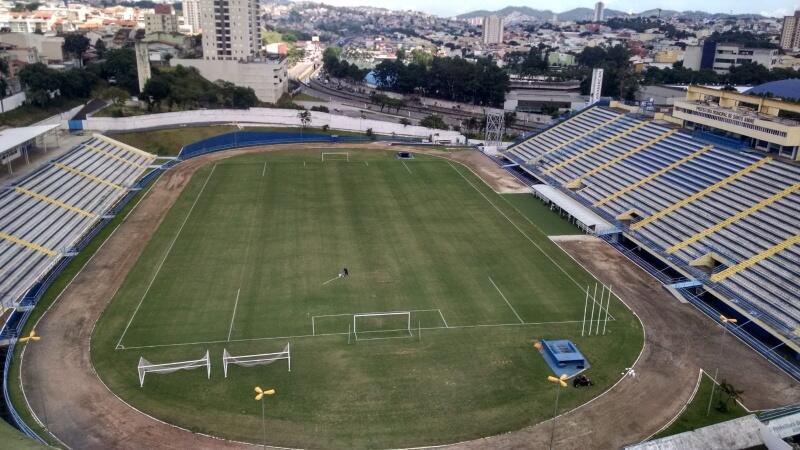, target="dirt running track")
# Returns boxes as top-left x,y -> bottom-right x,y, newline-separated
19,144 -> 799,449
